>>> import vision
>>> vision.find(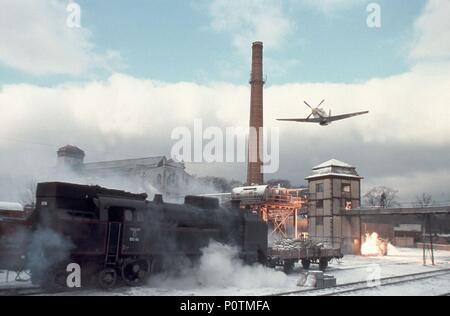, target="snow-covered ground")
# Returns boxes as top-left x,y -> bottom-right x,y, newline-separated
337,274 -> 450,296
328,246 -> 450,285
0,271 -> 30,286
1,246 -> 449,296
